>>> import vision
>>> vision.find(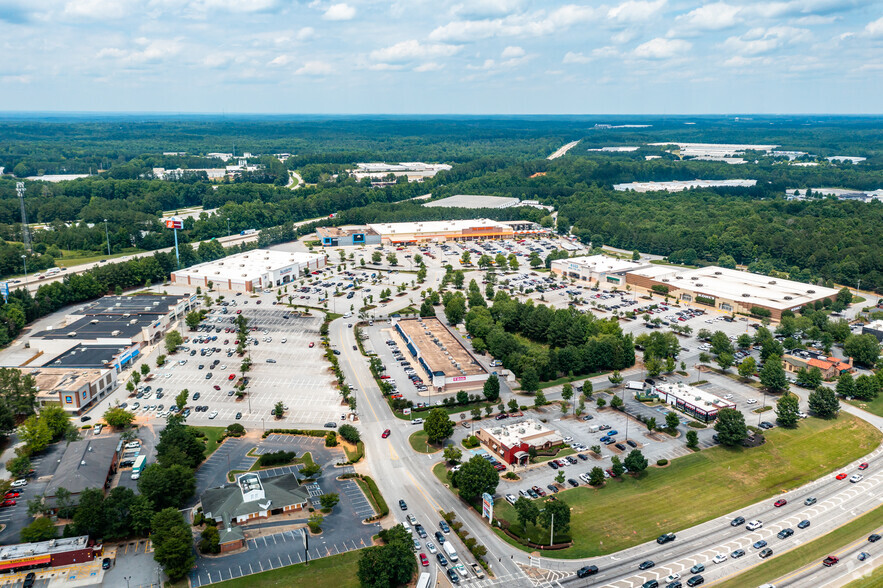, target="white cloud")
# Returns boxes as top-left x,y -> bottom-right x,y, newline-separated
607,0 -> 666,23
97,38 -> 184,65
674,2 -> 742,32
414,62 -> 444,72
429,4 -> 598,42
866,16 -> 883,38
268,55 -> 292,66
196,0 -> 280,12
633,37 -> 691,59
323,3 -> 355,21
562,51 -> 591,64
451,0 -> 522,18
370,40 -> 461,63
295,60 -> 334,75
723,55 -> 768,67
297,27 -> 316,41
65,0 -> 133,19
501,46 -> 525,59
723,26 -> 809,56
